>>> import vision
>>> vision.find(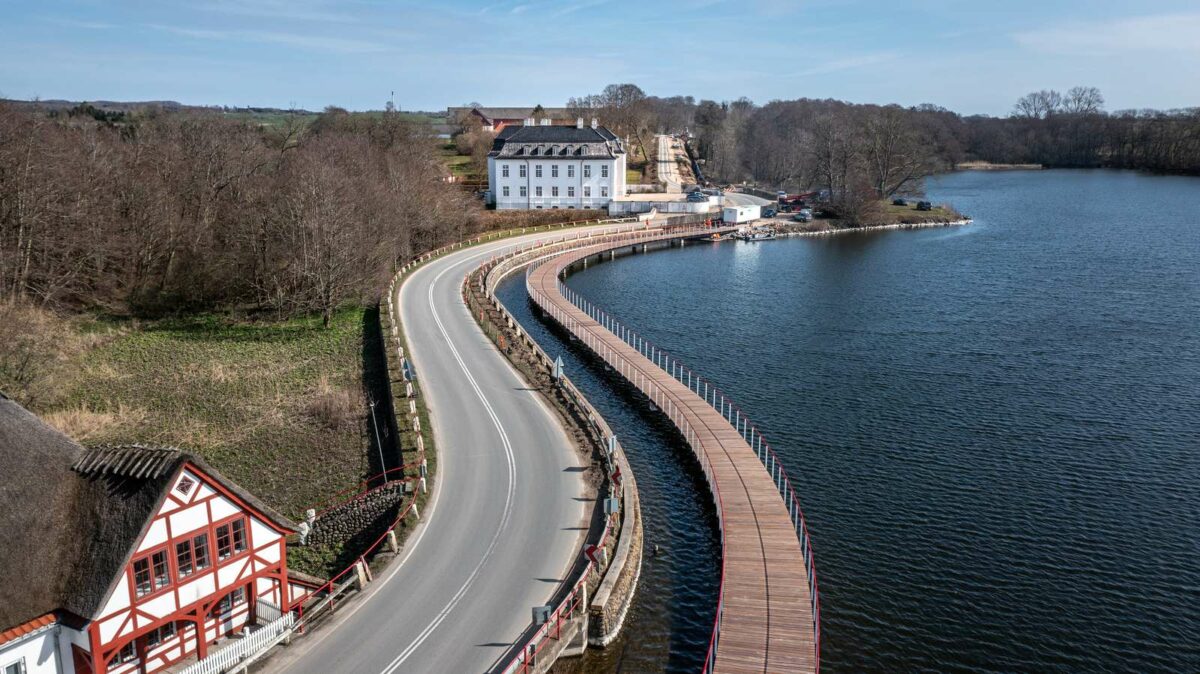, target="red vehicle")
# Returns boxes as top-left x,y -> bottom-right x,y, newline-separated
777,191 -> 818,211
